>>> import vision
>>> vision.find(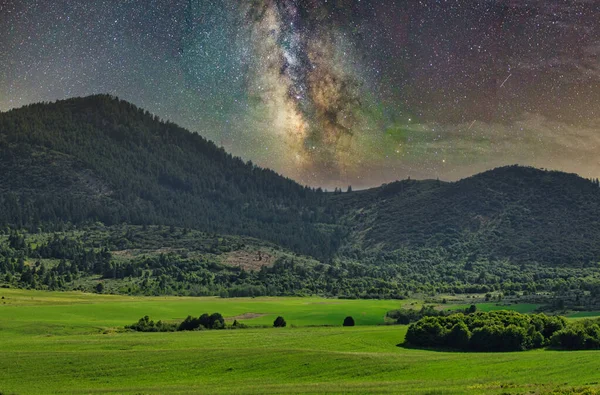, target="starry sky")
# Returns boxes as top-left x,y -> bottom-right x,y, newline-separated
1,0 -> 599,189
